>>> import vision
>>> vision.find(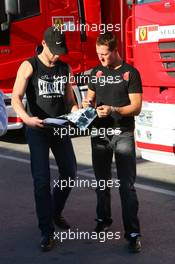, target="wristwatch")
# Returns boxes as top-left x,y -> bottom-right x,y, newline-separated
111,106 -> 120,113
